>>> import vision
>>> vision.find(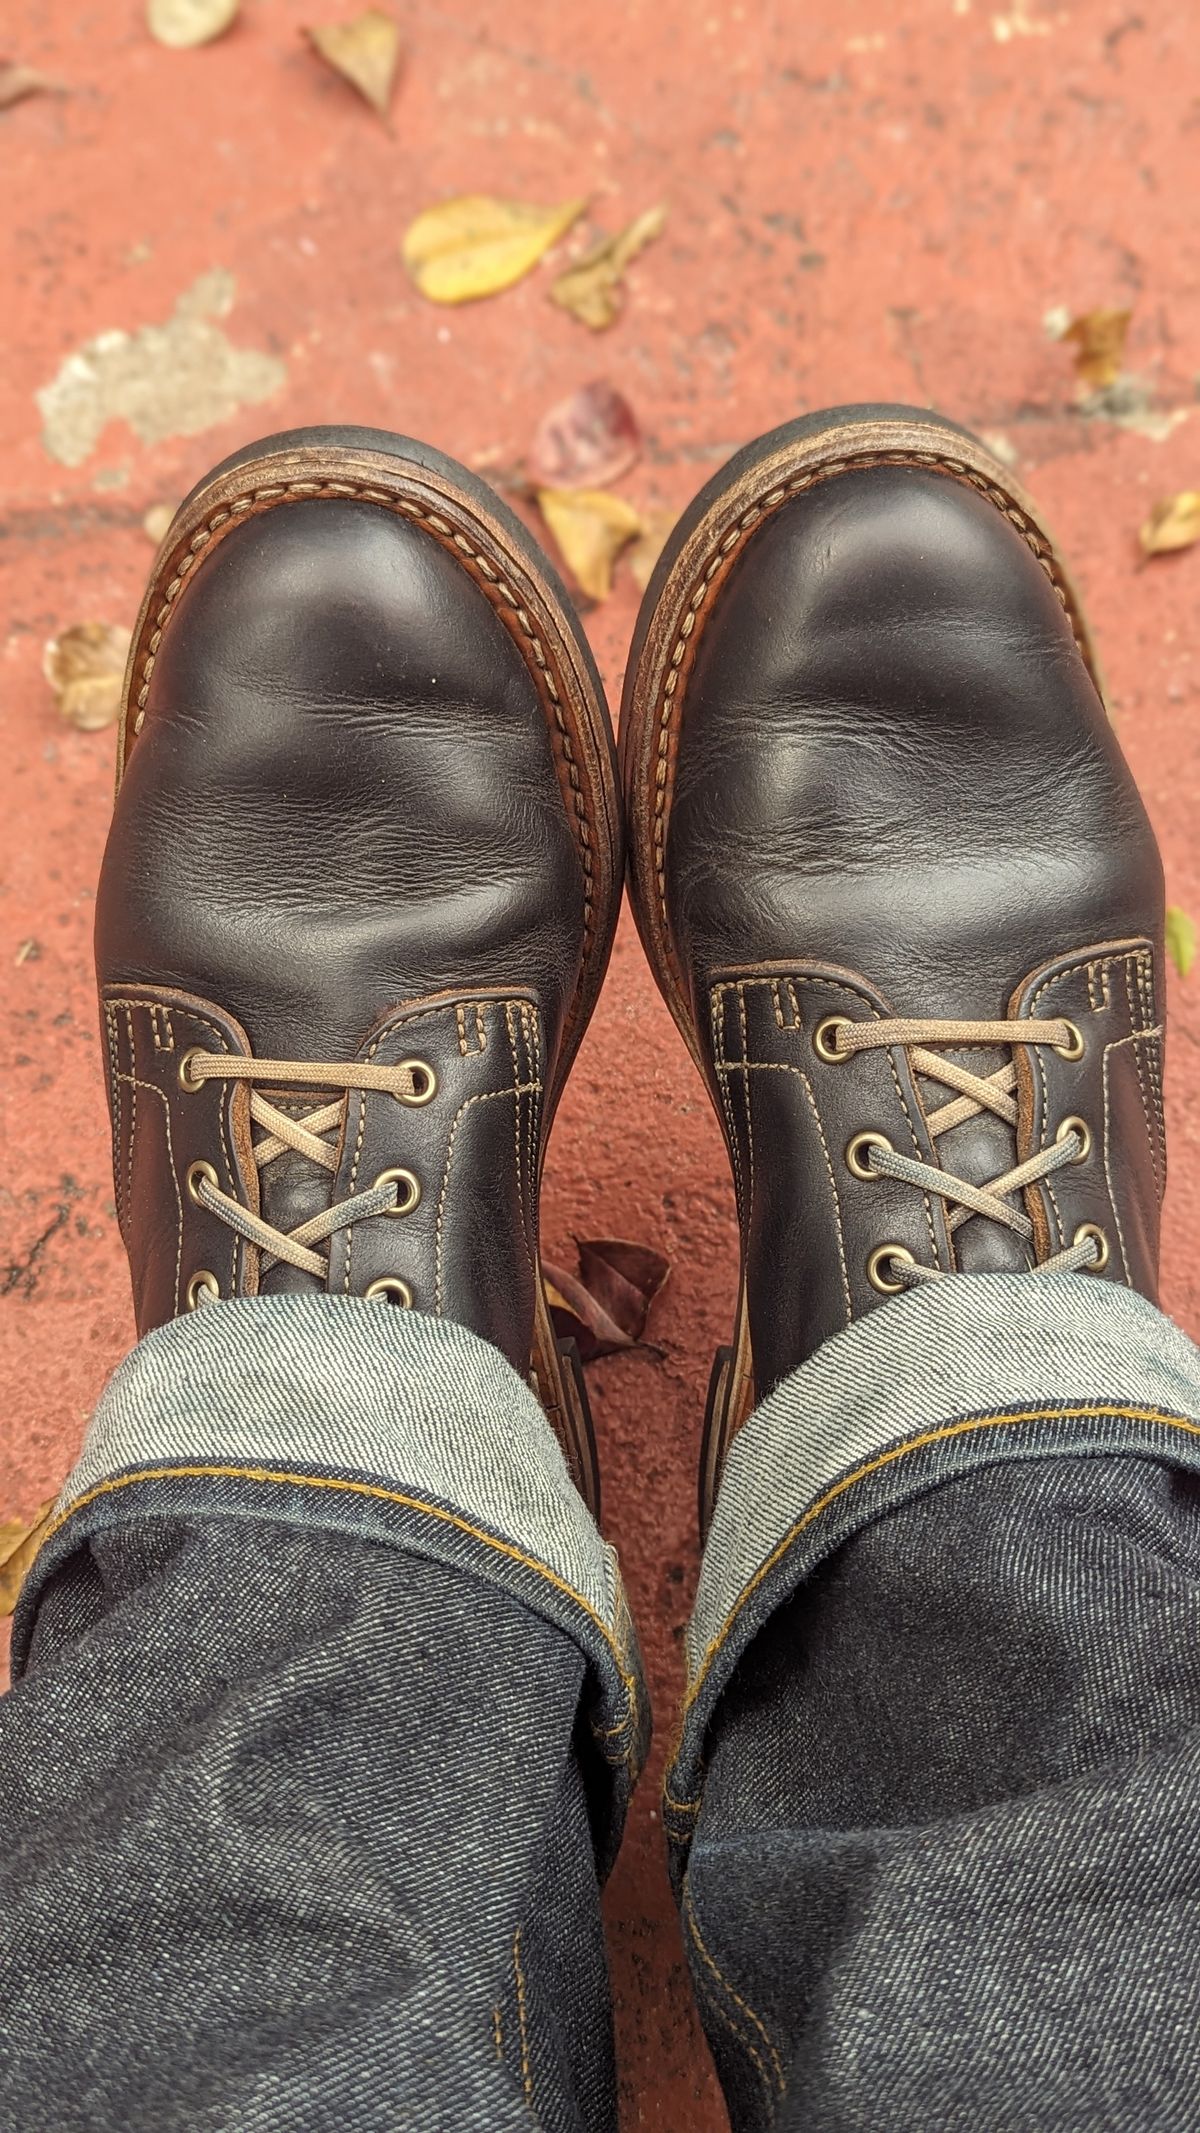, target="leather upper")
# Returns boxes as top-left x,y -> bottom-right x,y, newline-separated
662,465 -> 1166,1395
96,495 -> 588,1368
